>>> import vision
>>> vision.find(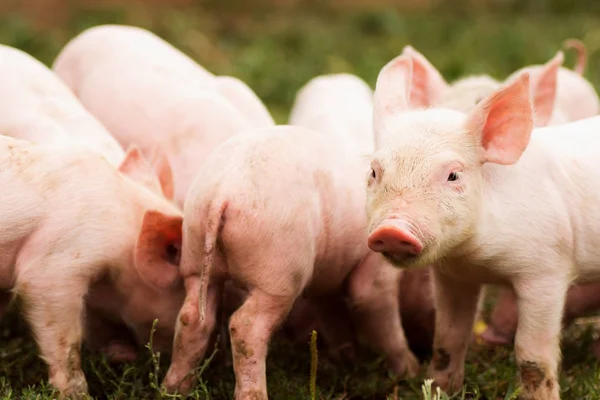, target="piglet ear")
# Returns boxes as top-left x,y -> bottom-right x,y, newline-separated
373,54 -> 413,142
401,45 -> 448,107
119,145 -> 171,198
146,146 -> 175,200
134,210 -> 183,290
465,72 -> 534,165
531,51 -> 563,127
